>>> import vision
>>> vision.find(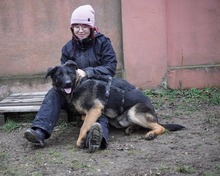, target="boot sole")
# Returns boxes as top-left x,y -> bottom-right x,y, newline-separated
24,129 -> 45,147
89,123 -> 103,153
